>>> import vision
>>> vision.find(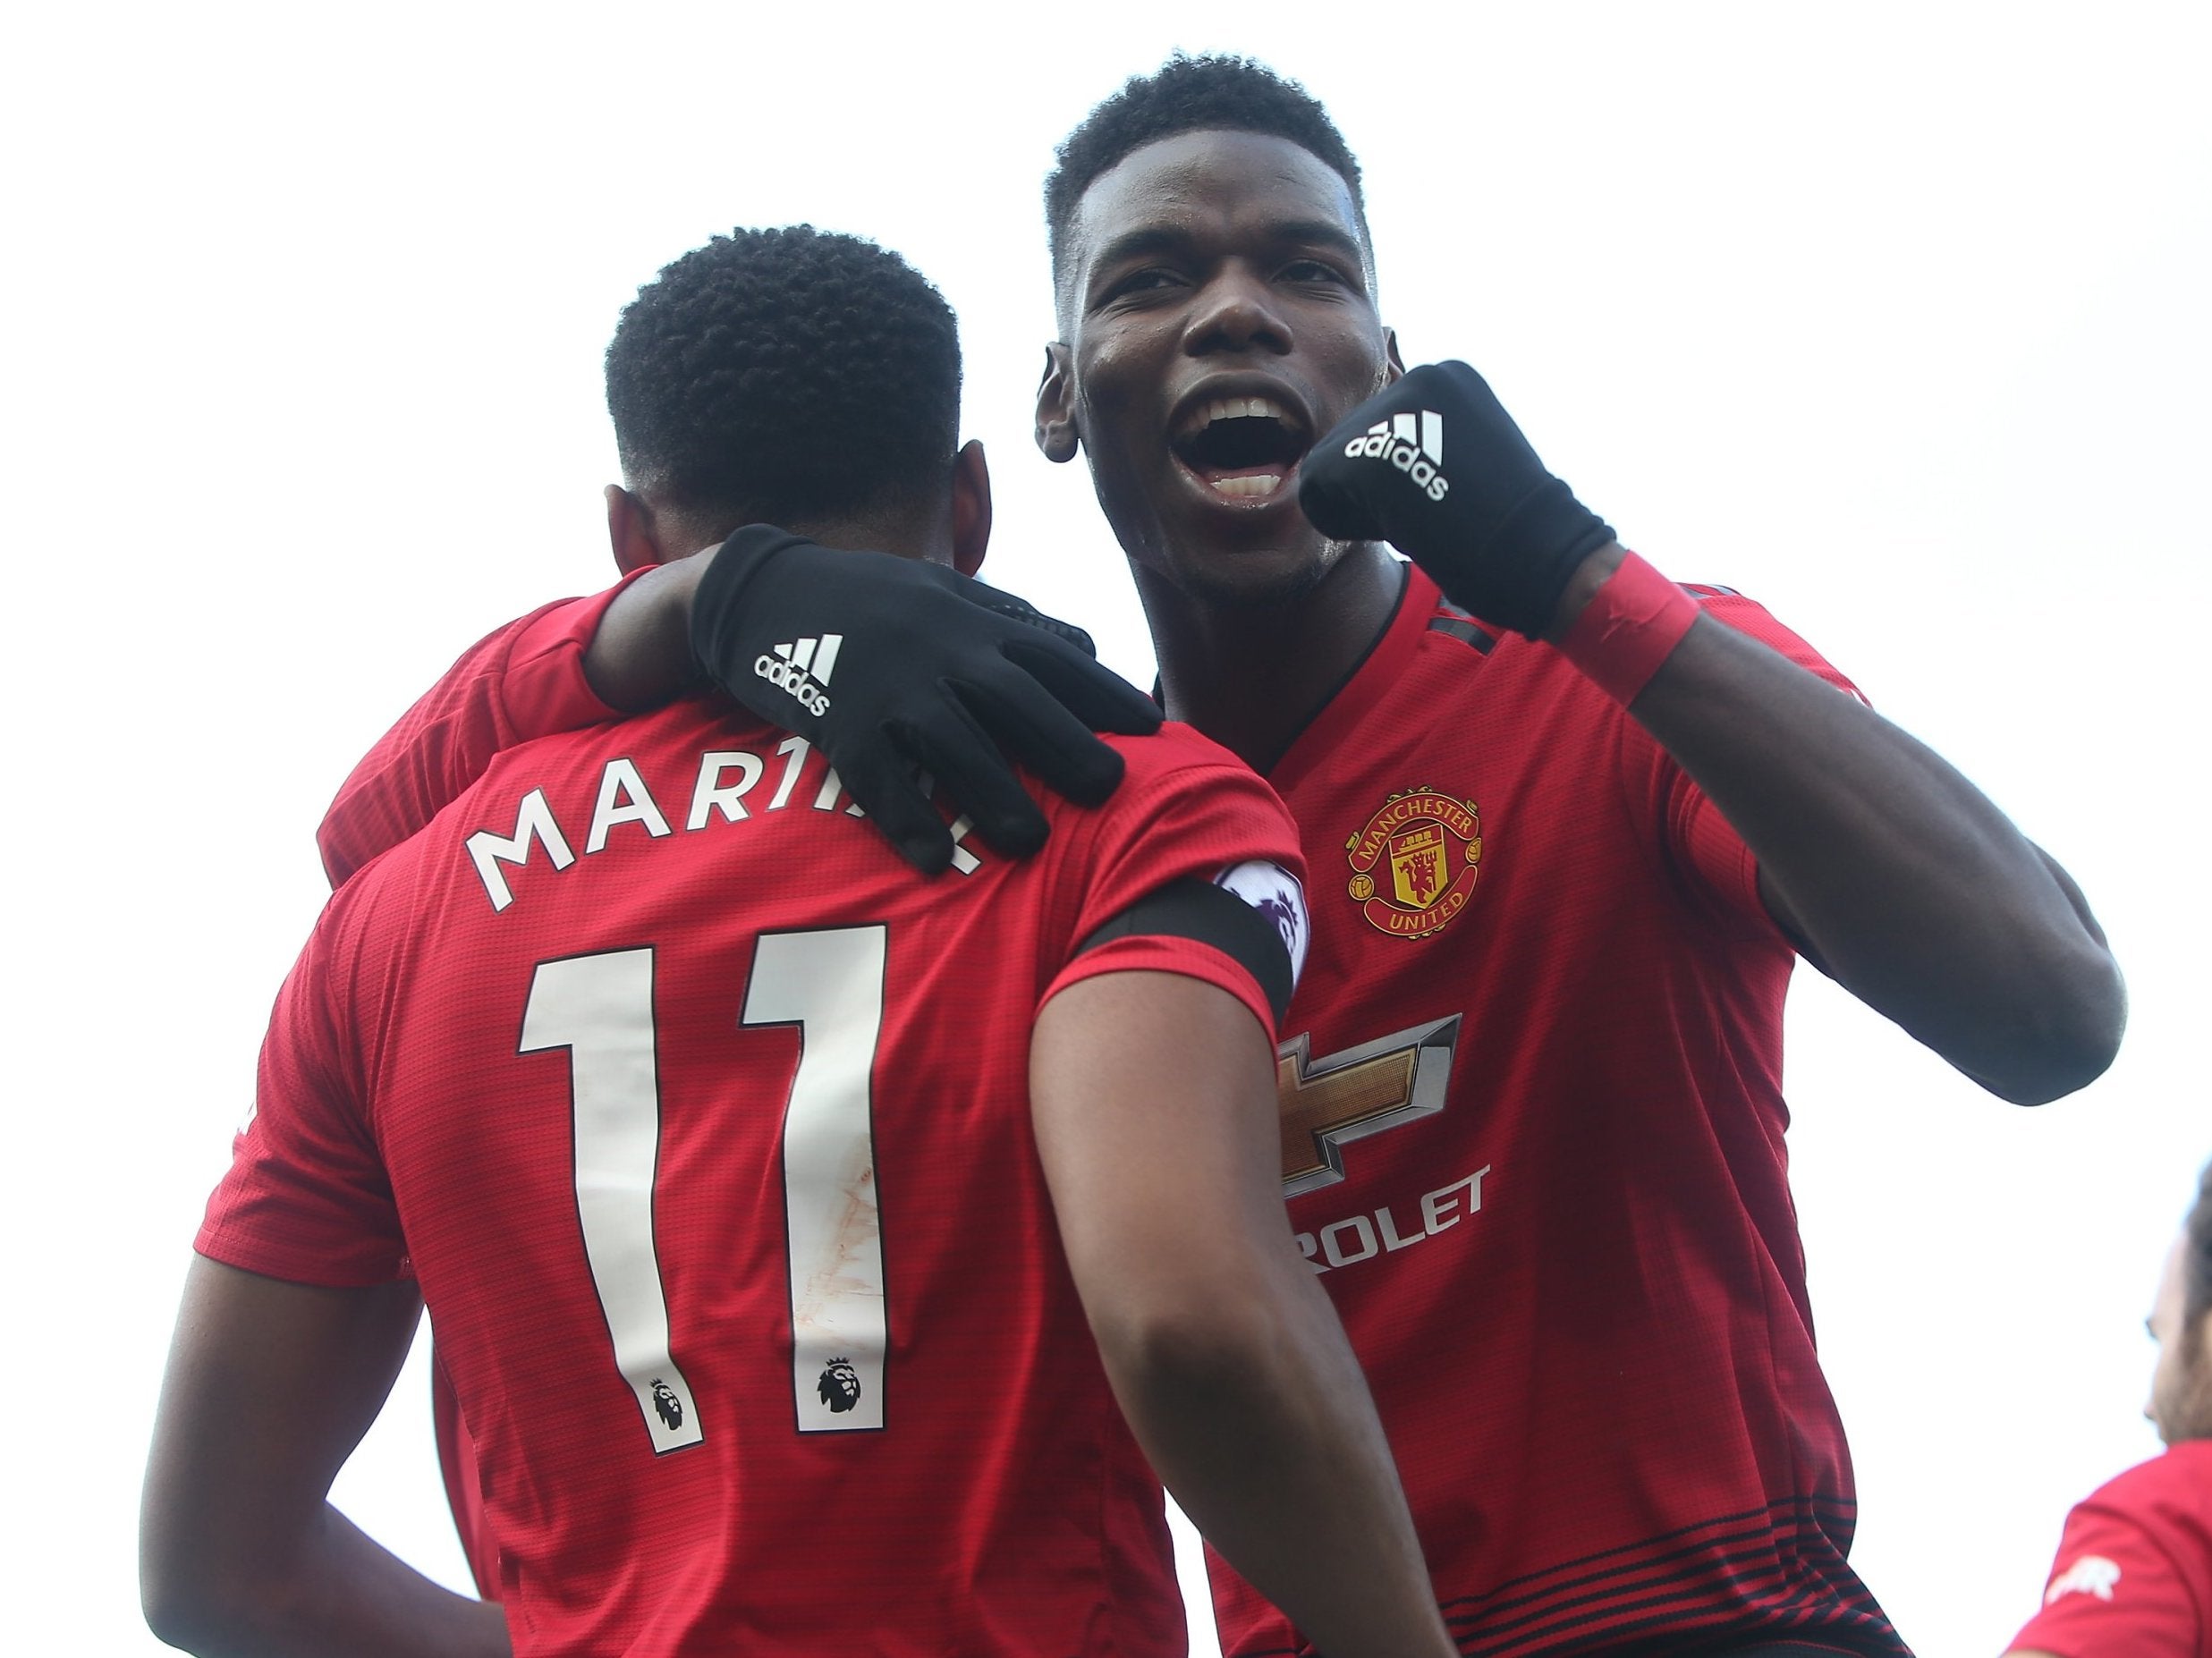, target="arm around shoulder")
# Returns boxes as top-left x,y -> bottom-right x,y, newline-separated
318,586 -> 640,885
